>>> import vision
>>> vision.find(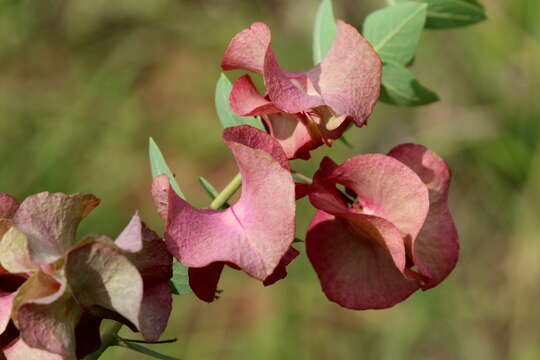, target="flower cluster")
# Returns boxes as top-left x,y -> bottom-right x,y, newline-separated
157,20 -> 458,309
0,14 -> 461,360
0,193 -> 172,359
